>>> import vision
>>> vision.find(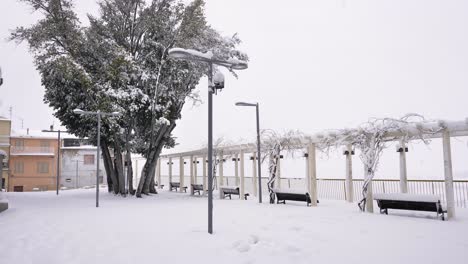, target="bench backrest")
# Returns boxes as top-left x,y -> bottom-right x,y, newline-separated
170,182 -> 180,187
